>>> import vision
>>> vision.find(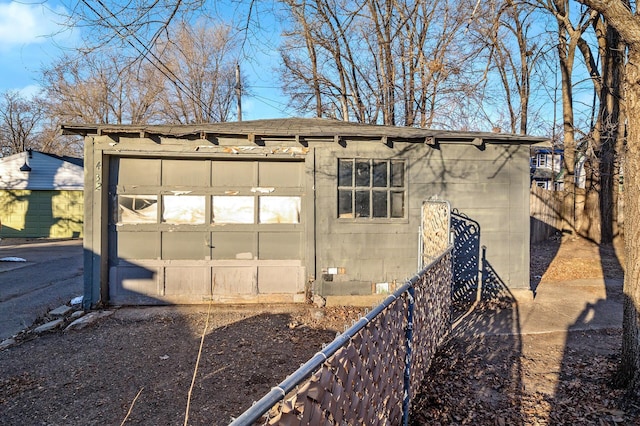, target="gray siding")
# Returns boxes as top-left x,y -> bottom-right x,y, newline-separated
314,142 -> 530,296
